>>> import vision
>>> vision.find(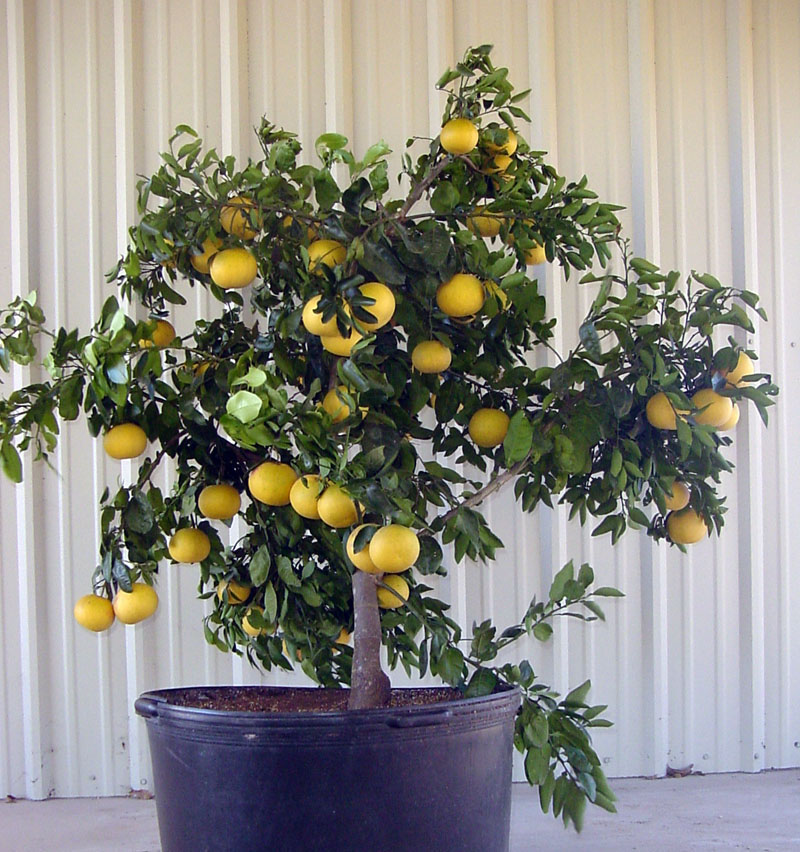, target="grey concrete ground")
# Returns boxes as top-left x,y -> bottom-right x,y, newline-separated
1,769 -> 798,851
